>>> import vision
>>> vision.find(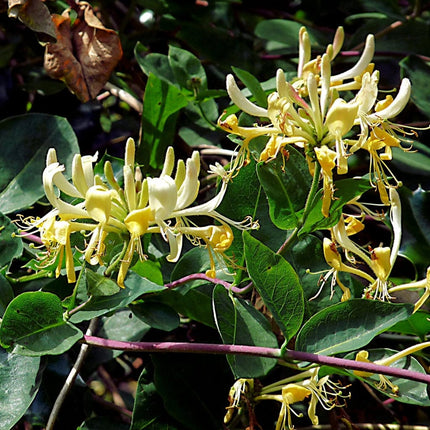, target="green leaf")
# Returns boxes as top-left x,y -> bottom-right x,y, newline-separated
0,348 -> 42,429
231,66 -> 267,108
217,157 -> 285,262
0,273 -> 14,317
243,232 -> 304,341
257,149 -> 312,230
401,55 -> 430,117
392,141 -> 430,176
299,178 -> 373,236
85,269 -> 121,297
295,299 -> 414,355
213,285 -> 278,378
69,272 -> 165,323
130,301 -> 179,331
0,212 -> 23,269
344,348 -> 430,406
0,291 -> 83,356
132,259 -> 164,285
85,309 -> 151,370
131,372 -> 164,430
255,19 -> 308,47
137,73 -> 188,170
135,43 -> 176,86
156,285 -> 215,328
168,45 -> 207,91
0,113 -> 79,214
389,310 -> 430,341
